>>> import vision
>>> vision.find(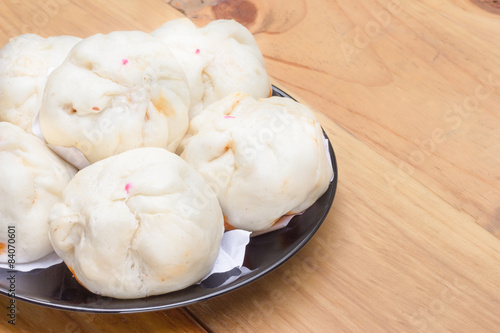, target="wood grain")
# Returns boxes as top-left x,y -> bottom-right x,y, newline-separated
167,0 -> 307,34
0,0 -> 184,41
0,295 -> 207,333
471,0 -> 500,13
1,0 -> 500,332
